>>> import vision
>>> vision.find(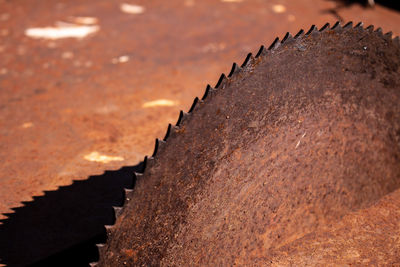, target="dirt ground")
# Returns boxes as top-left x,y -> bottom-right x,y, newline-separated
0,0 -> 400,265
